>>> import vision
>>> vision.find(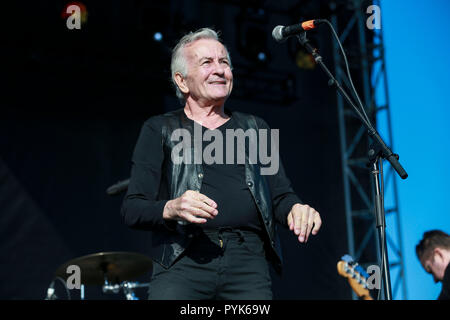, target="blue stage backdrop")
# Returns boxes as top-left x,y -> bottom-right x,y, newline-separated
380,0 -> 450,300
